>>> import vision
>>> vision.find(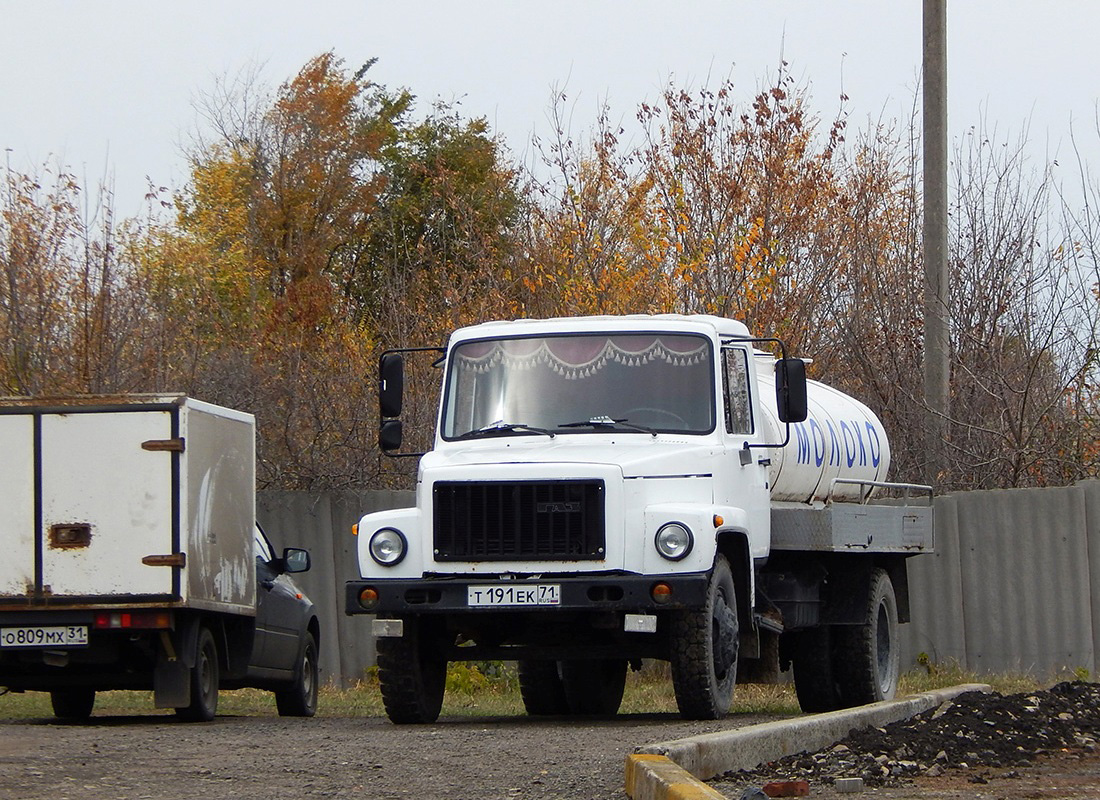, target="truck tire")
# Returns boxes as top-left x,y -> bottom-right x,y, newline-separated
275,630 -> 319,717
517,660 -> 570,715
559,659 -> 627,716
50,688 -> 95,720
834,568 -> 900,706
376,617 -> 446,724
791,627 -> 843,712
669,554 -> 739,720
176,626 -> 219,722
